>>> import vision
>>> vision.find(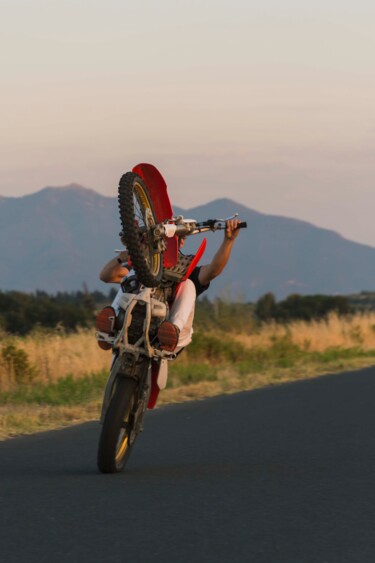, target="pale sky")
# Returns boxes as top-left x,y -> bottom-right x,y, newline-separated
1,0 -> 375,245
